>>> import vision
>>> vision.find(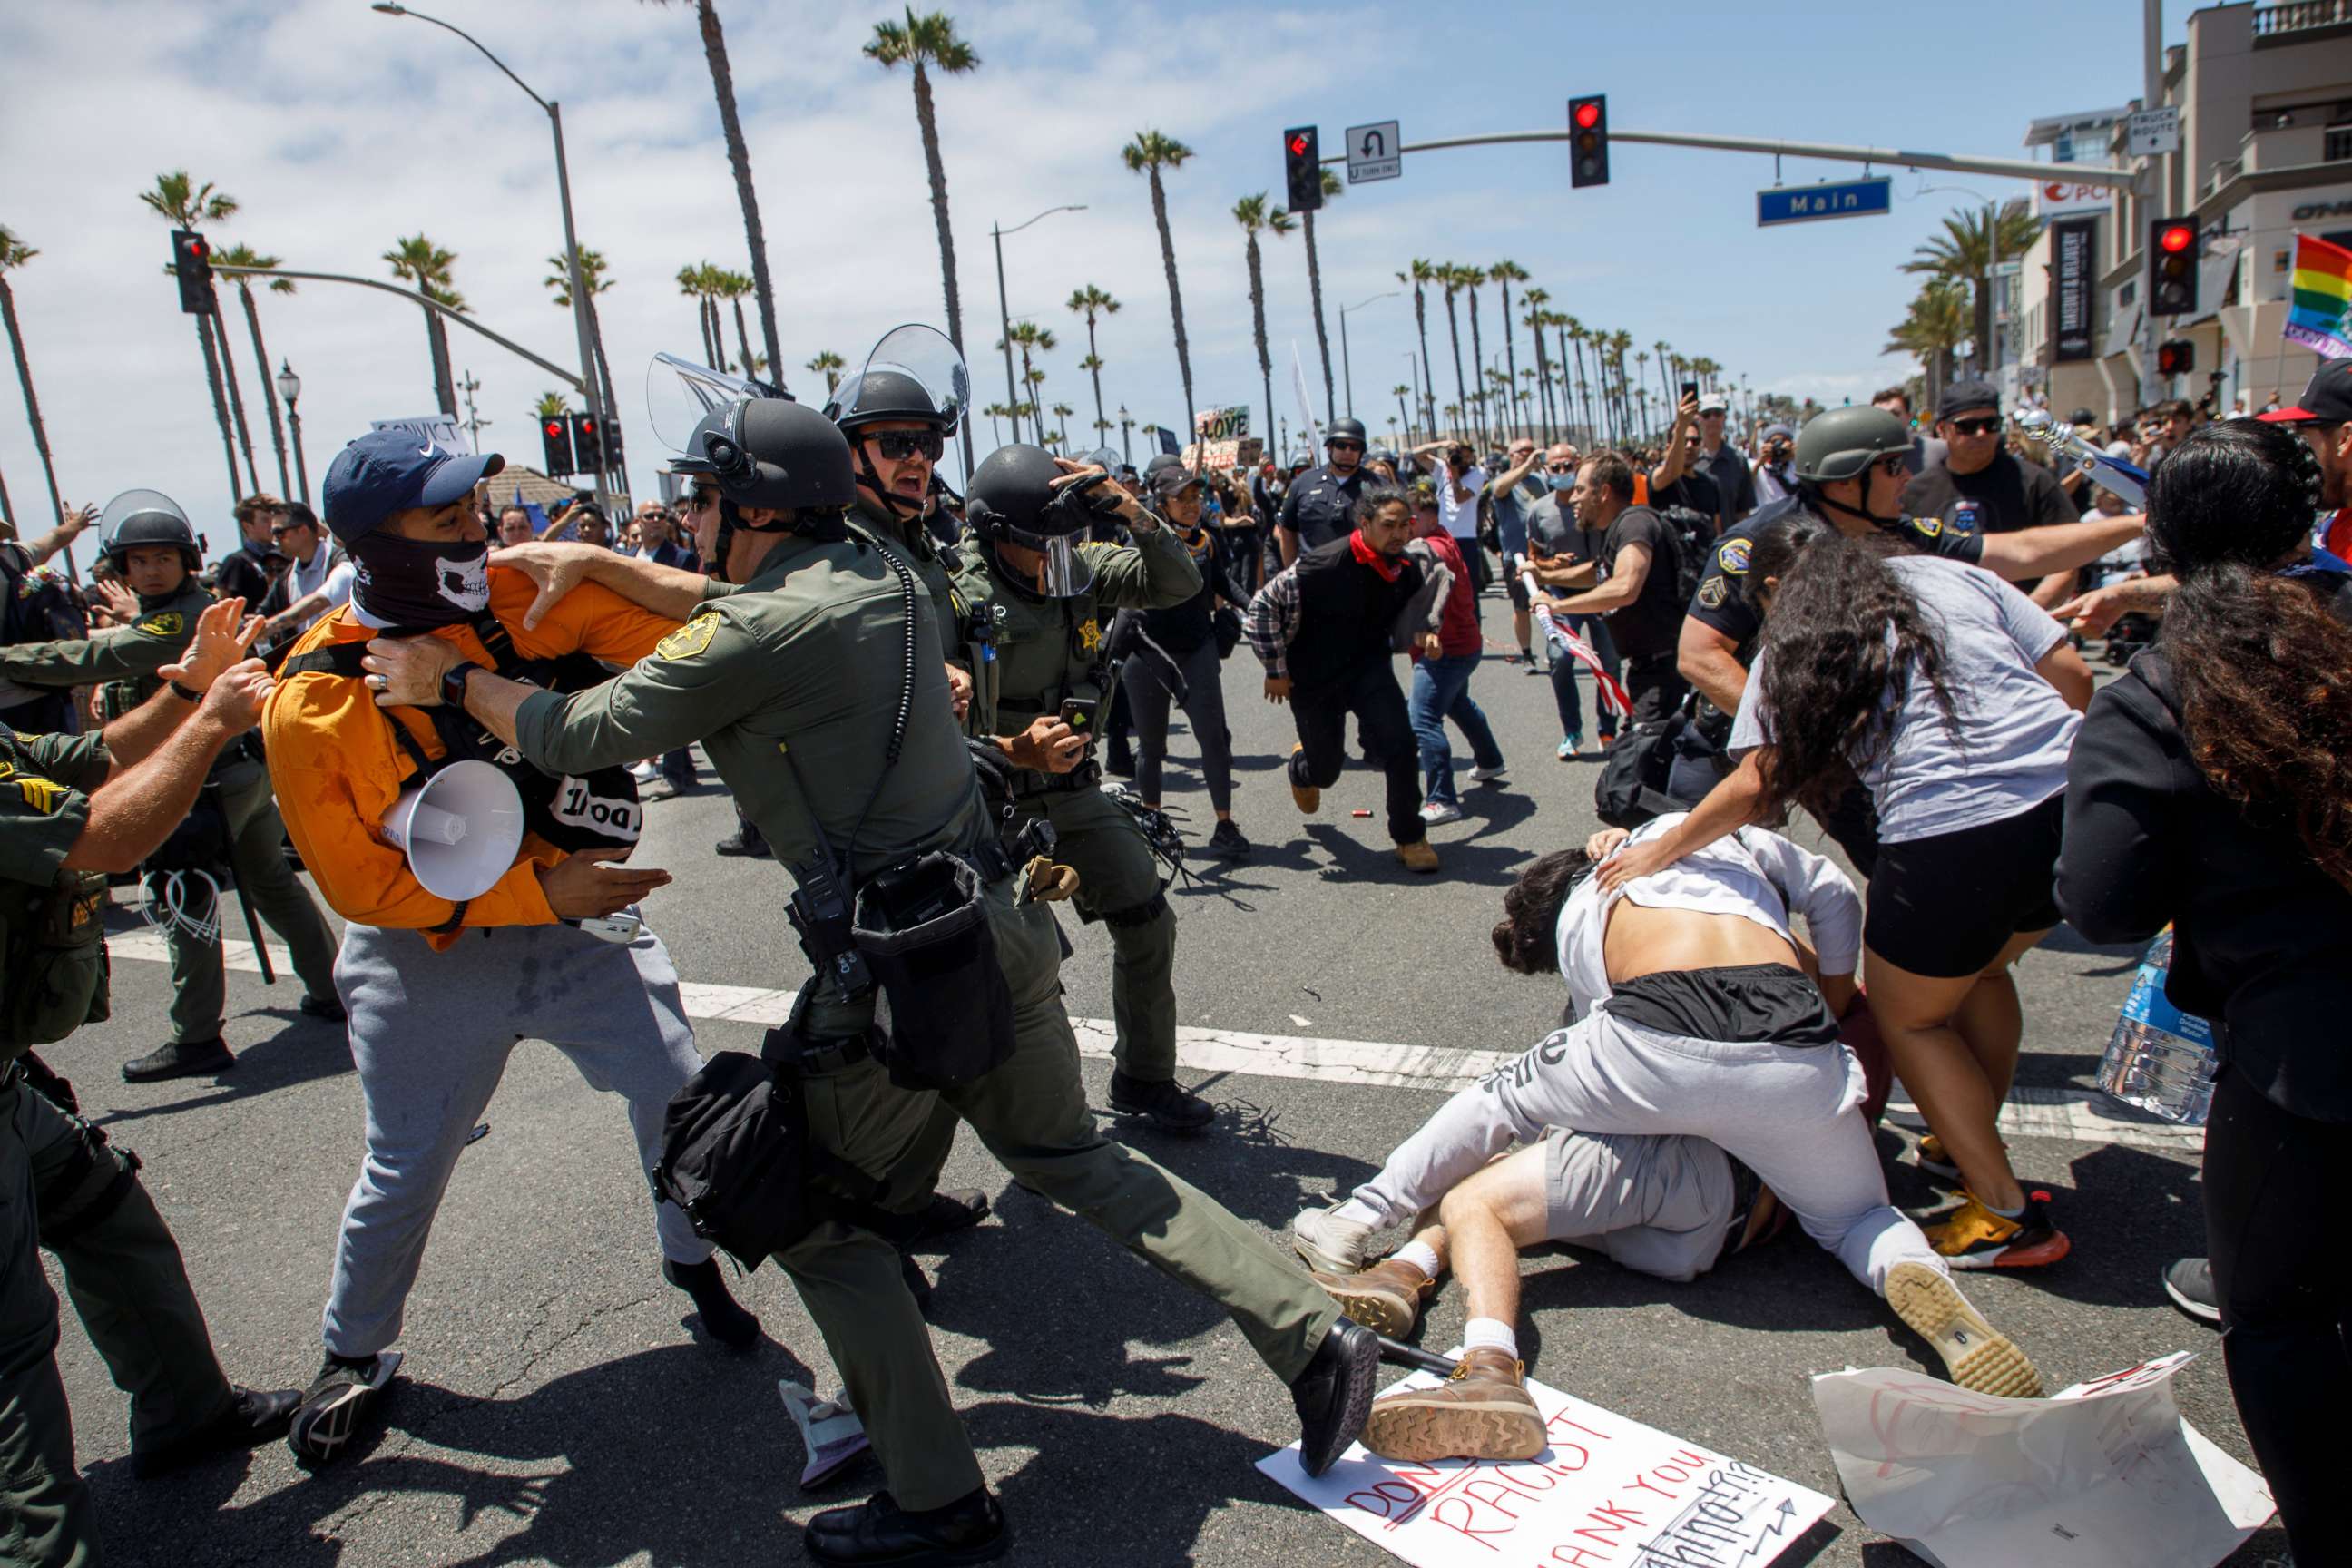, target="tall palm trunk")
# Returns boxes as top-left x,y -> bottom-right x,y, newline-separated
1411,287 -> 1436,432
195,313 -> 242,499
234,283 -> 291,495
696,0 -> 786,387
1082,317 -> 1107,447
415,299 -> 456,417
1440,293 -> 1468,441
910,60 -> 963,356
0,273 -> 68,552
1245,232 -> 1275,461
1465,289 -> 1488,443
730,298 -> 756,383
1015,345 -> 1040,444
211,309 -> 262,491
1145,168 -> 1195,469
1498,280 -> 1520,440
1528,326 -> 1551,444
708,299 -> 726,368
697,297 -> 718,367
1301,211 -> 1335,425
